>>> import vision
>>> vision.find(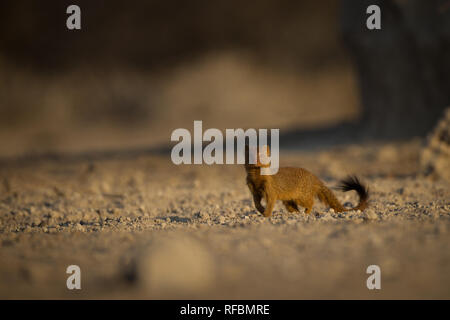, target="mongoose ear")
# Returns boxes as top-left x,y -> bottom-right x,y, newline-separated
259,145 -> 270,156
